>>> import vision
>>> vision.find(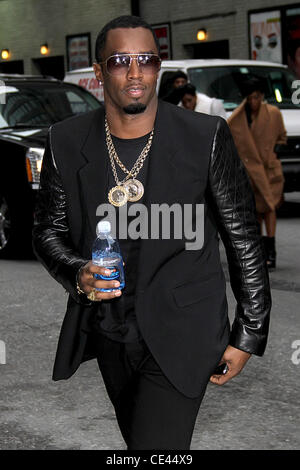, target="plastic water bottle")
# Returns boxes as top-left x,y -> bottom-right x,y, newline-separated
92,220 -> 125,293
